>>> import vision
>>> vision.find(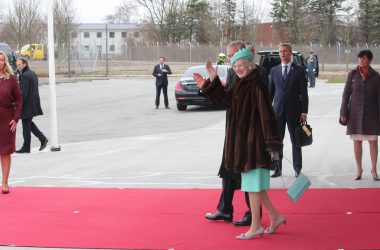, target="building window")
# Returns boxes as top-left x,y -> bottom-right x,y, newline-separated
122,32 -> 127,38
84,45 -> 90,50
134,32 -> 139,38
97,32 -> 102,38
109,32 -> 115,38
84,32 -> 90,38
110,45 -> 115,51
